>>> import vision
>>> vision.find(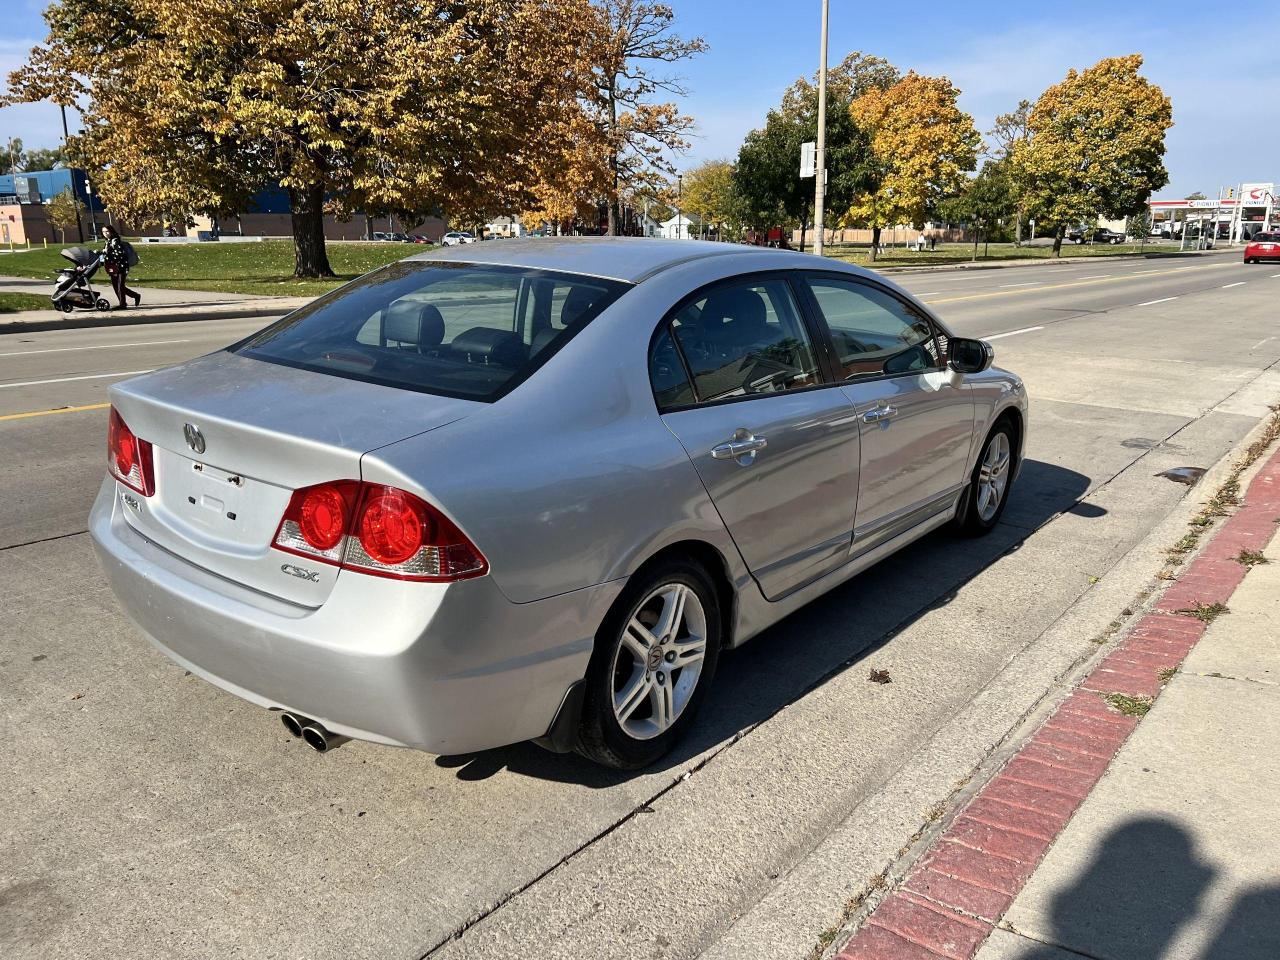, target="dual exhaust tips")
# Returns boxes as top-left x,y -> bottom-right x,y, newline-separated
280,711 -> 349,753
